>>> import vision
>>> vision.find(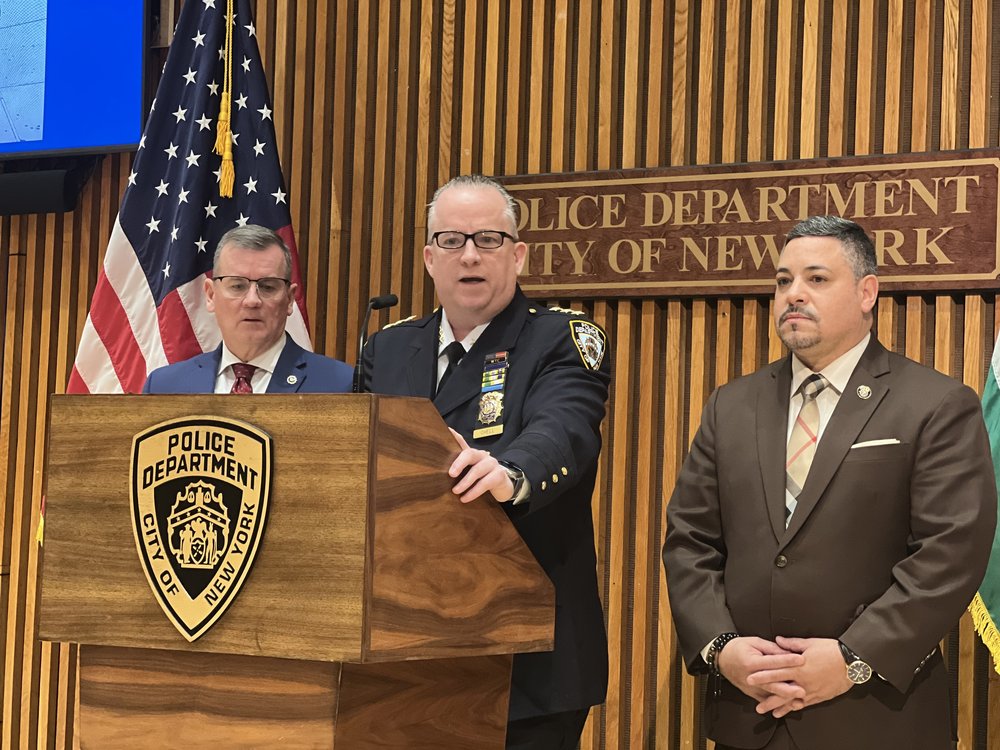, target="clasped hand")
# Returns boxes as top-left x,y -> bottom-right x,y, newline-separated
718,636 -> 853,717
